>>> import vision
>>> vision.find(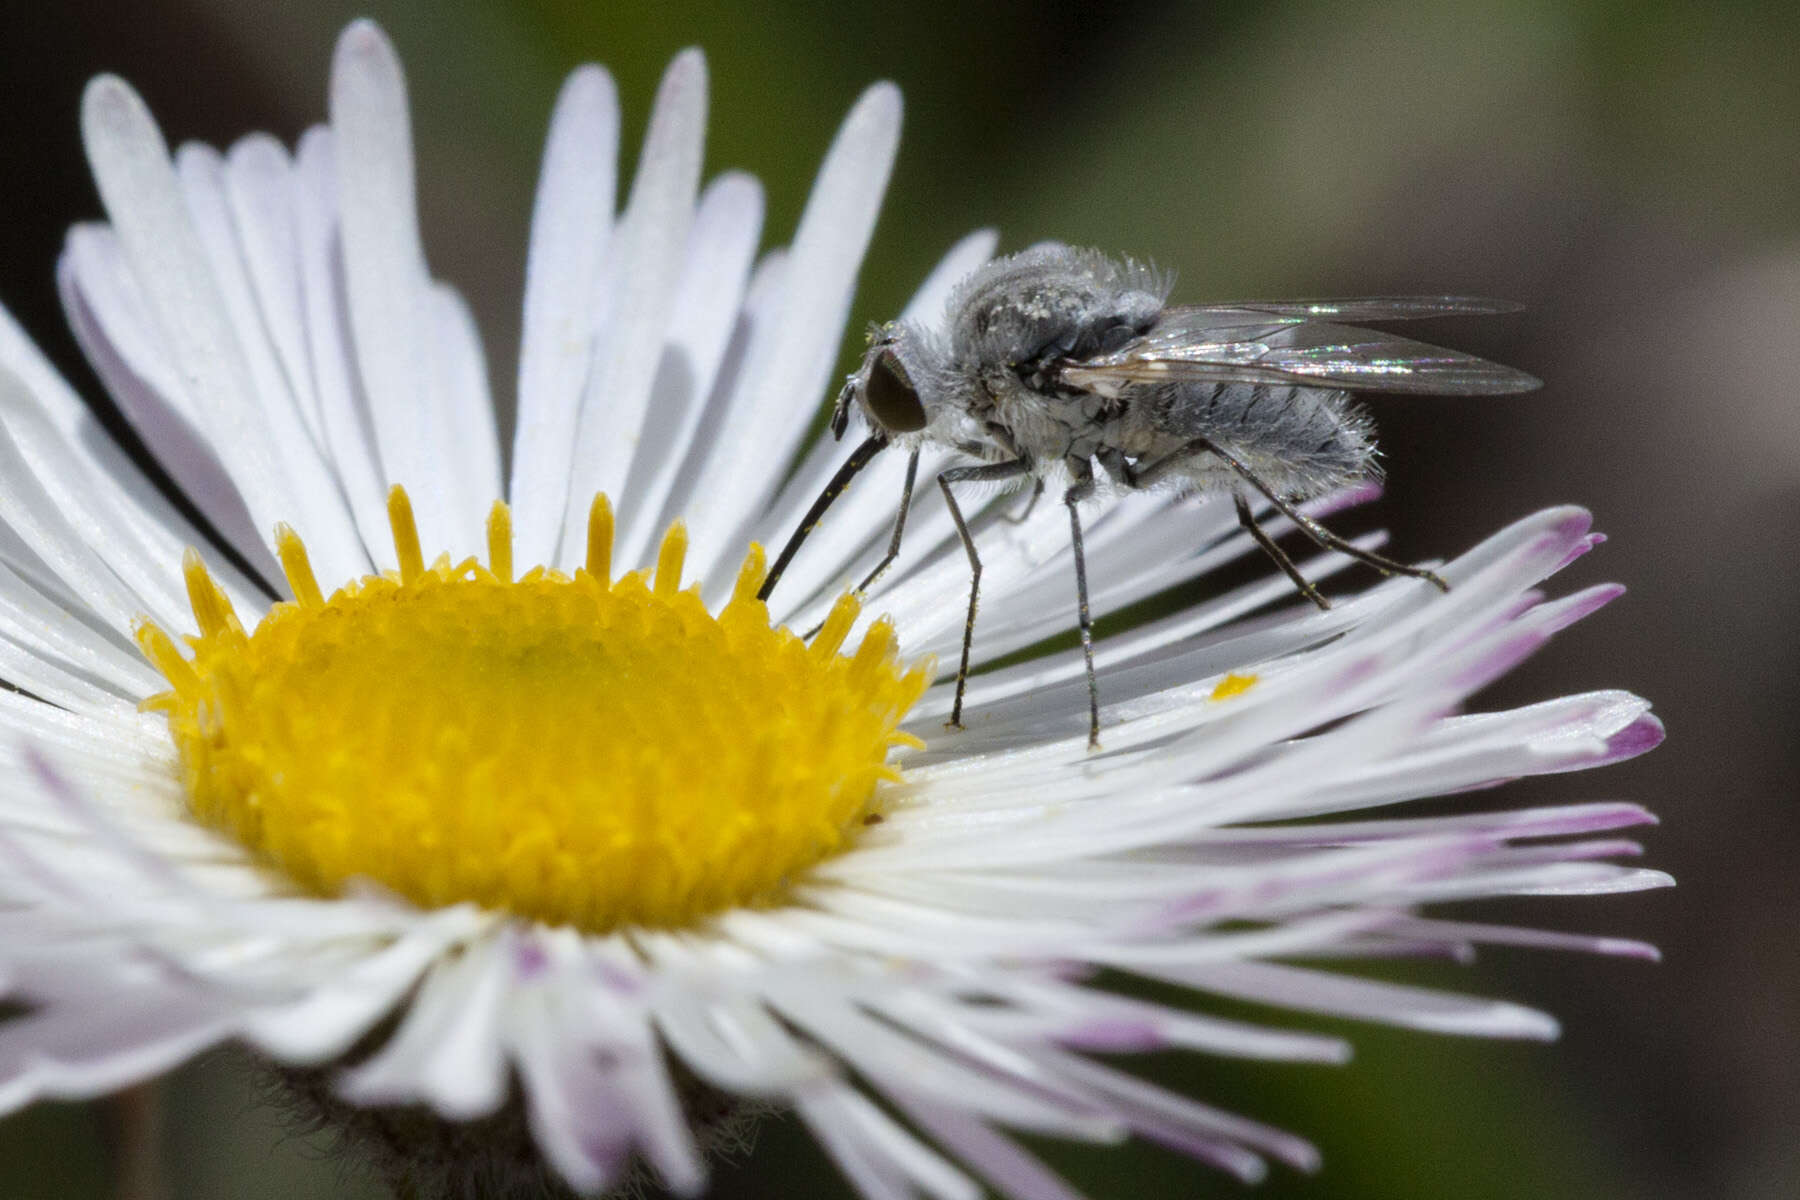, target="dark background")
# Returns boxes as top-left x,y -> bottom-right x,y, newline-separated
0,2 -> 1794,1197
